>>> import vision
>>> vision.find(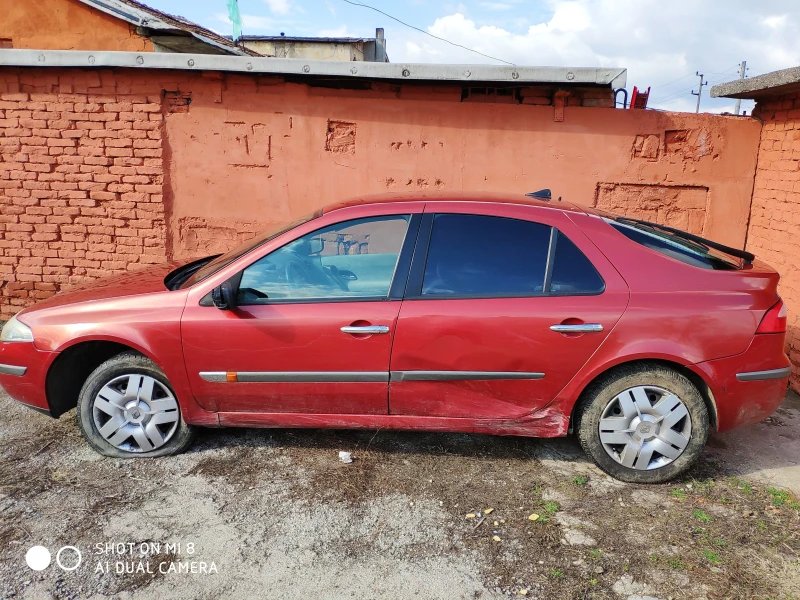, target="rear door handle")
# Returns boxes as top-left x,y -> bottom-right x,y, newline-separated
550,324 -> 603,333
341,325 -> 390,334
